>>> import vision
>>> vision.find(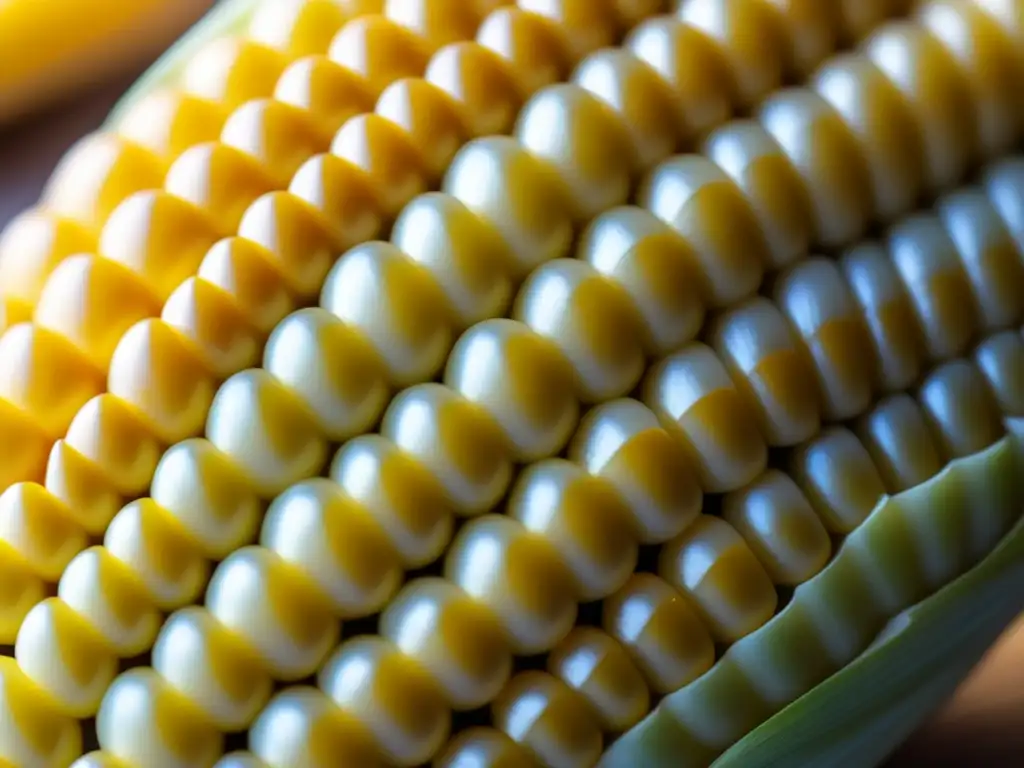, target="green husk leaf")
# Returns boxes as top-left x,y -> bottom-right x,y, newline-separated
104,0 -> 262,128
605,433 -> 1024,768
715,515 -> 1024,767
